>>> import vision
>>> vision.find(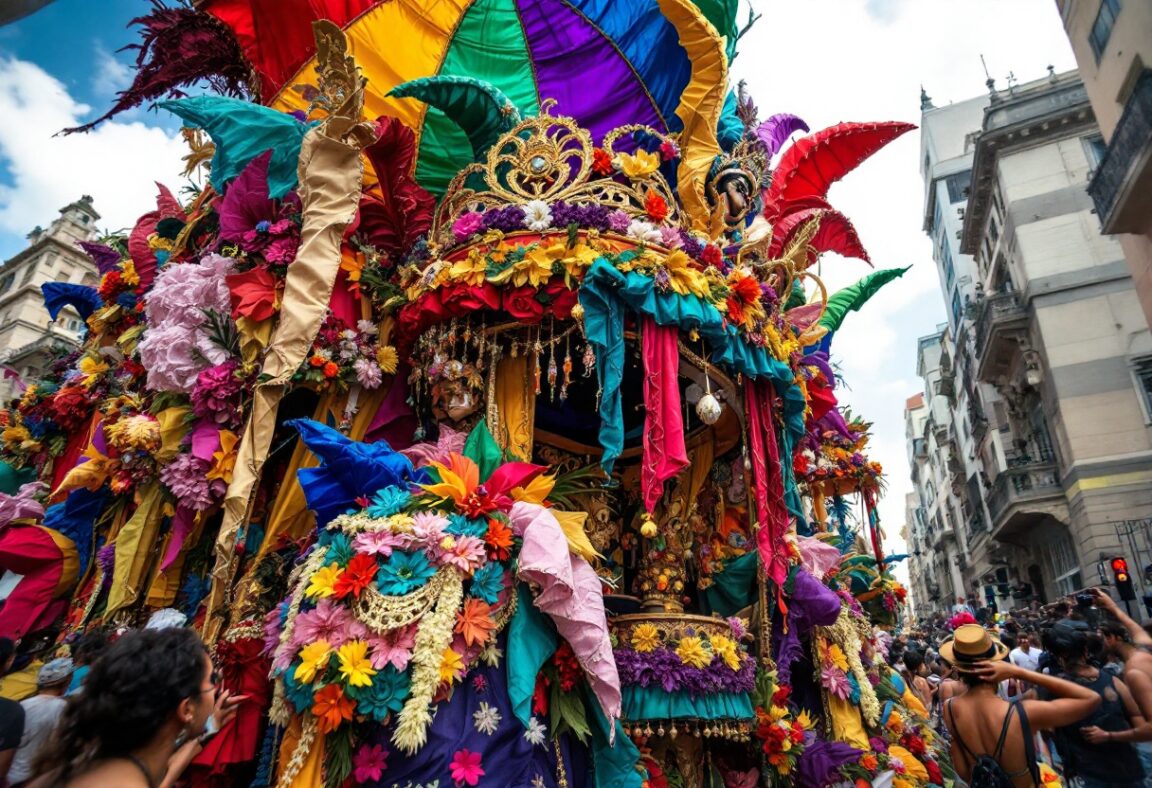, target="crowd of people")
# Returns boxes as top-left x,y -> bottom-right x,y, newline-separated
894,587 -> 1152,787
0,619 -> 240,787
